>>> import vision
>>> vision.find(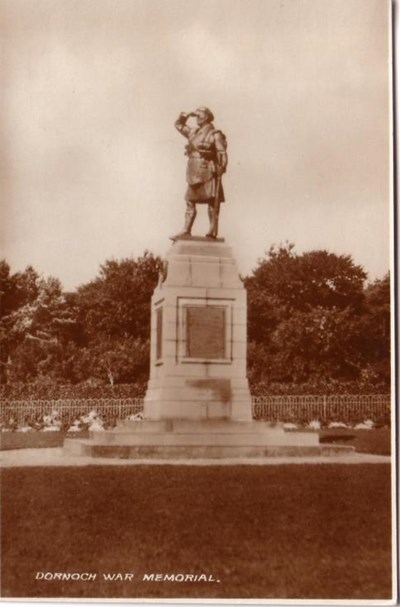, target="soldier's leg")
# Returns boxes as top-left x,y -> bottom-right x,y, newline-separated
170,201 -> 197,240
185,201 -> 197,234
206,202 -> 219,238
